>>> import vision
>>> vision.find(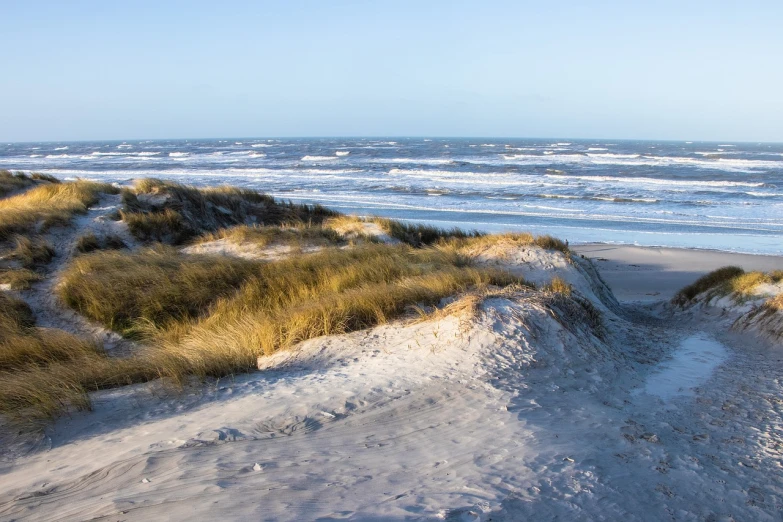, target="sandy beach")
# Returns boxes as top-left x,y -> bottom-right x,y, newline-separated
573,243 -> 783,302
